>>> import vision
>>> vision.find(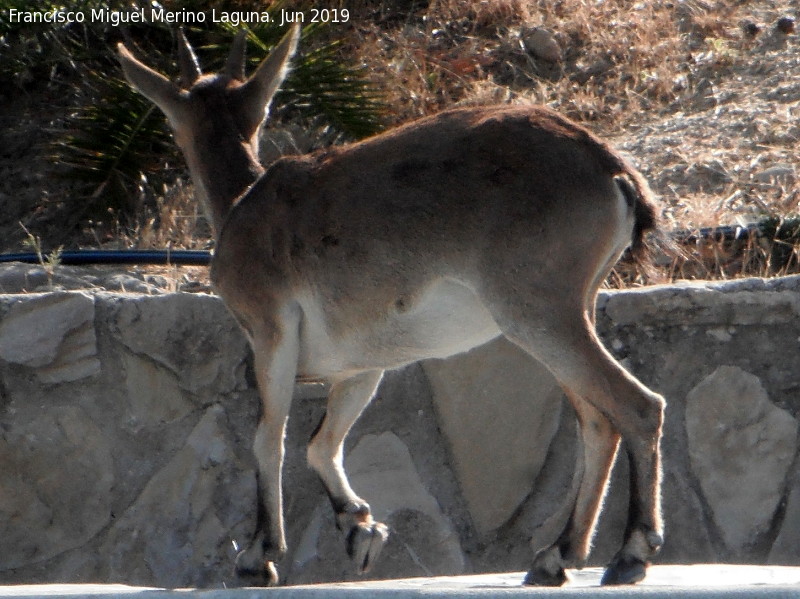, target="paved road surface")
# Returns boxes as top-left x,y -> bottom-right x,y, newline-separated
1,566 -> 799,598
